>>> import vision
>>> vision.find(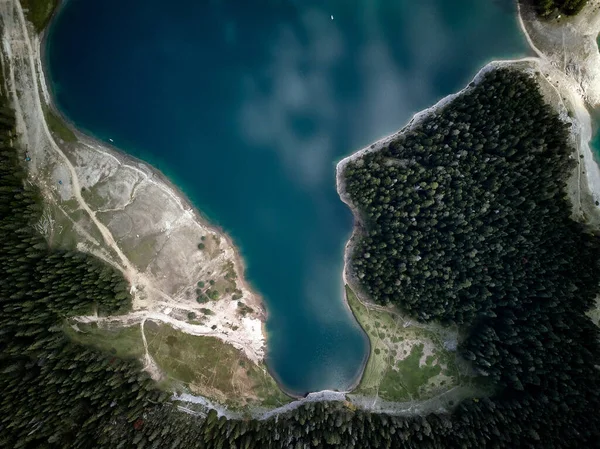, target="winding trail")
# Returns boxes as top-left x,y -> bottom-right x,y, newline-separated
75,310 -> 265,363
140,319 -> 162,380
9,0 -> 134,276
1,0 -> 267,366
